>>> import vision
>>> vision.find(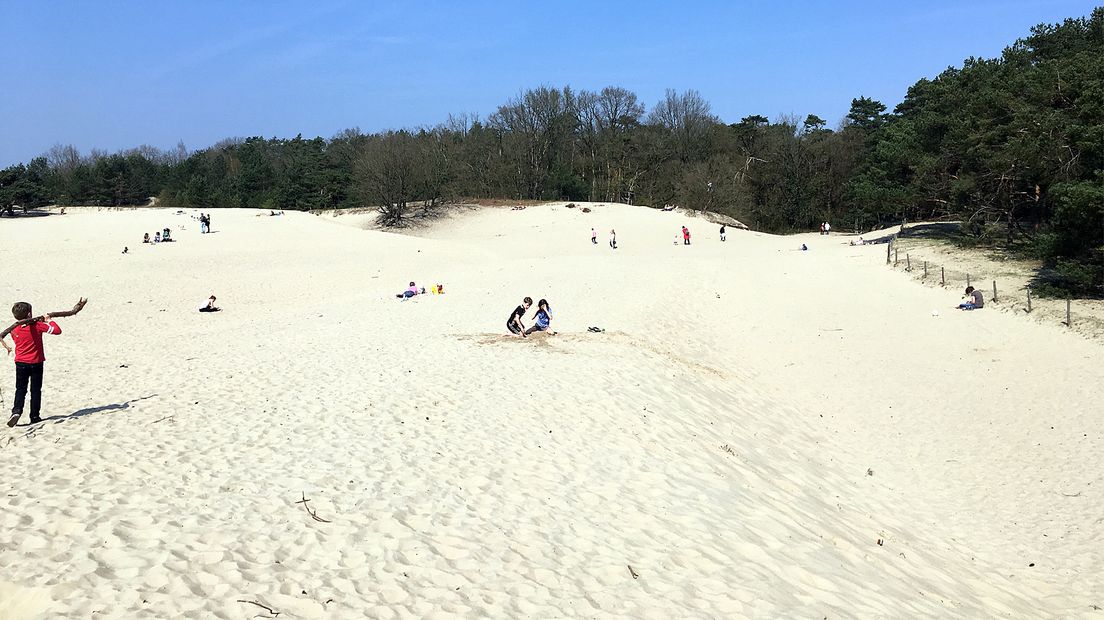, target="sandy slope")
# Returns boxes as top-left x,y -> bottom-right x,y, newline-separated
0,203 -> 1101,619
